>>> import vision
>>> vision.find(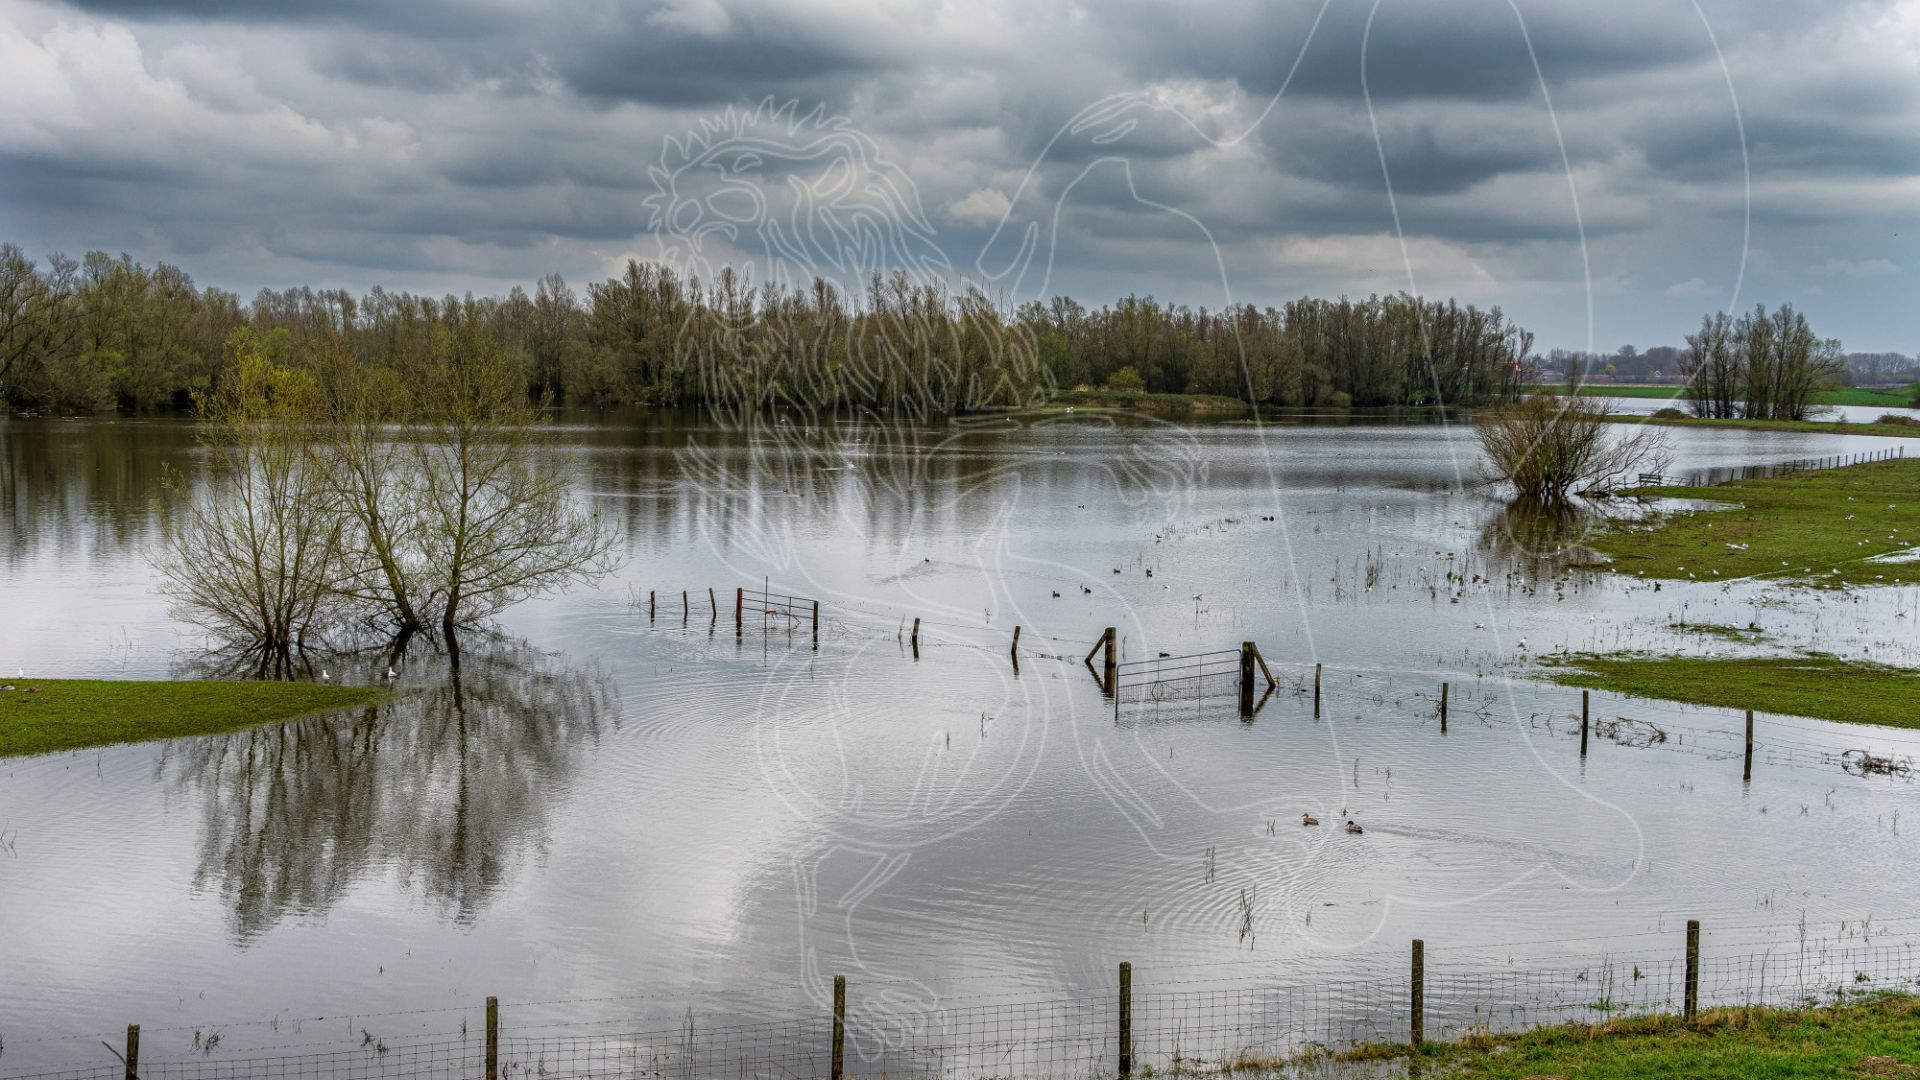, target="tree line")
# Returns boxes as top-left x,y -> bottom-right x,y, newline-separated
1,242 -> 1540,413
1675,304 -> 1846,421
